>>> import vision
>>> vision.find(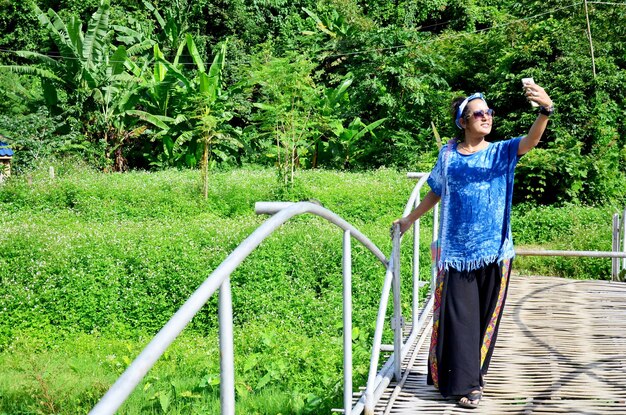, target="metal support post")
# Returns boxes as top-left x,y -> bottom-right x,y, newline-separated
412,198 -> 420,326
391,224 -> 402,381
364,267 -> 395,415
219,279 -> 235,415
431,202 -> 440,294
622,208 -> 626,279
343,230 -> 353,415
612,214 -> 619,281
